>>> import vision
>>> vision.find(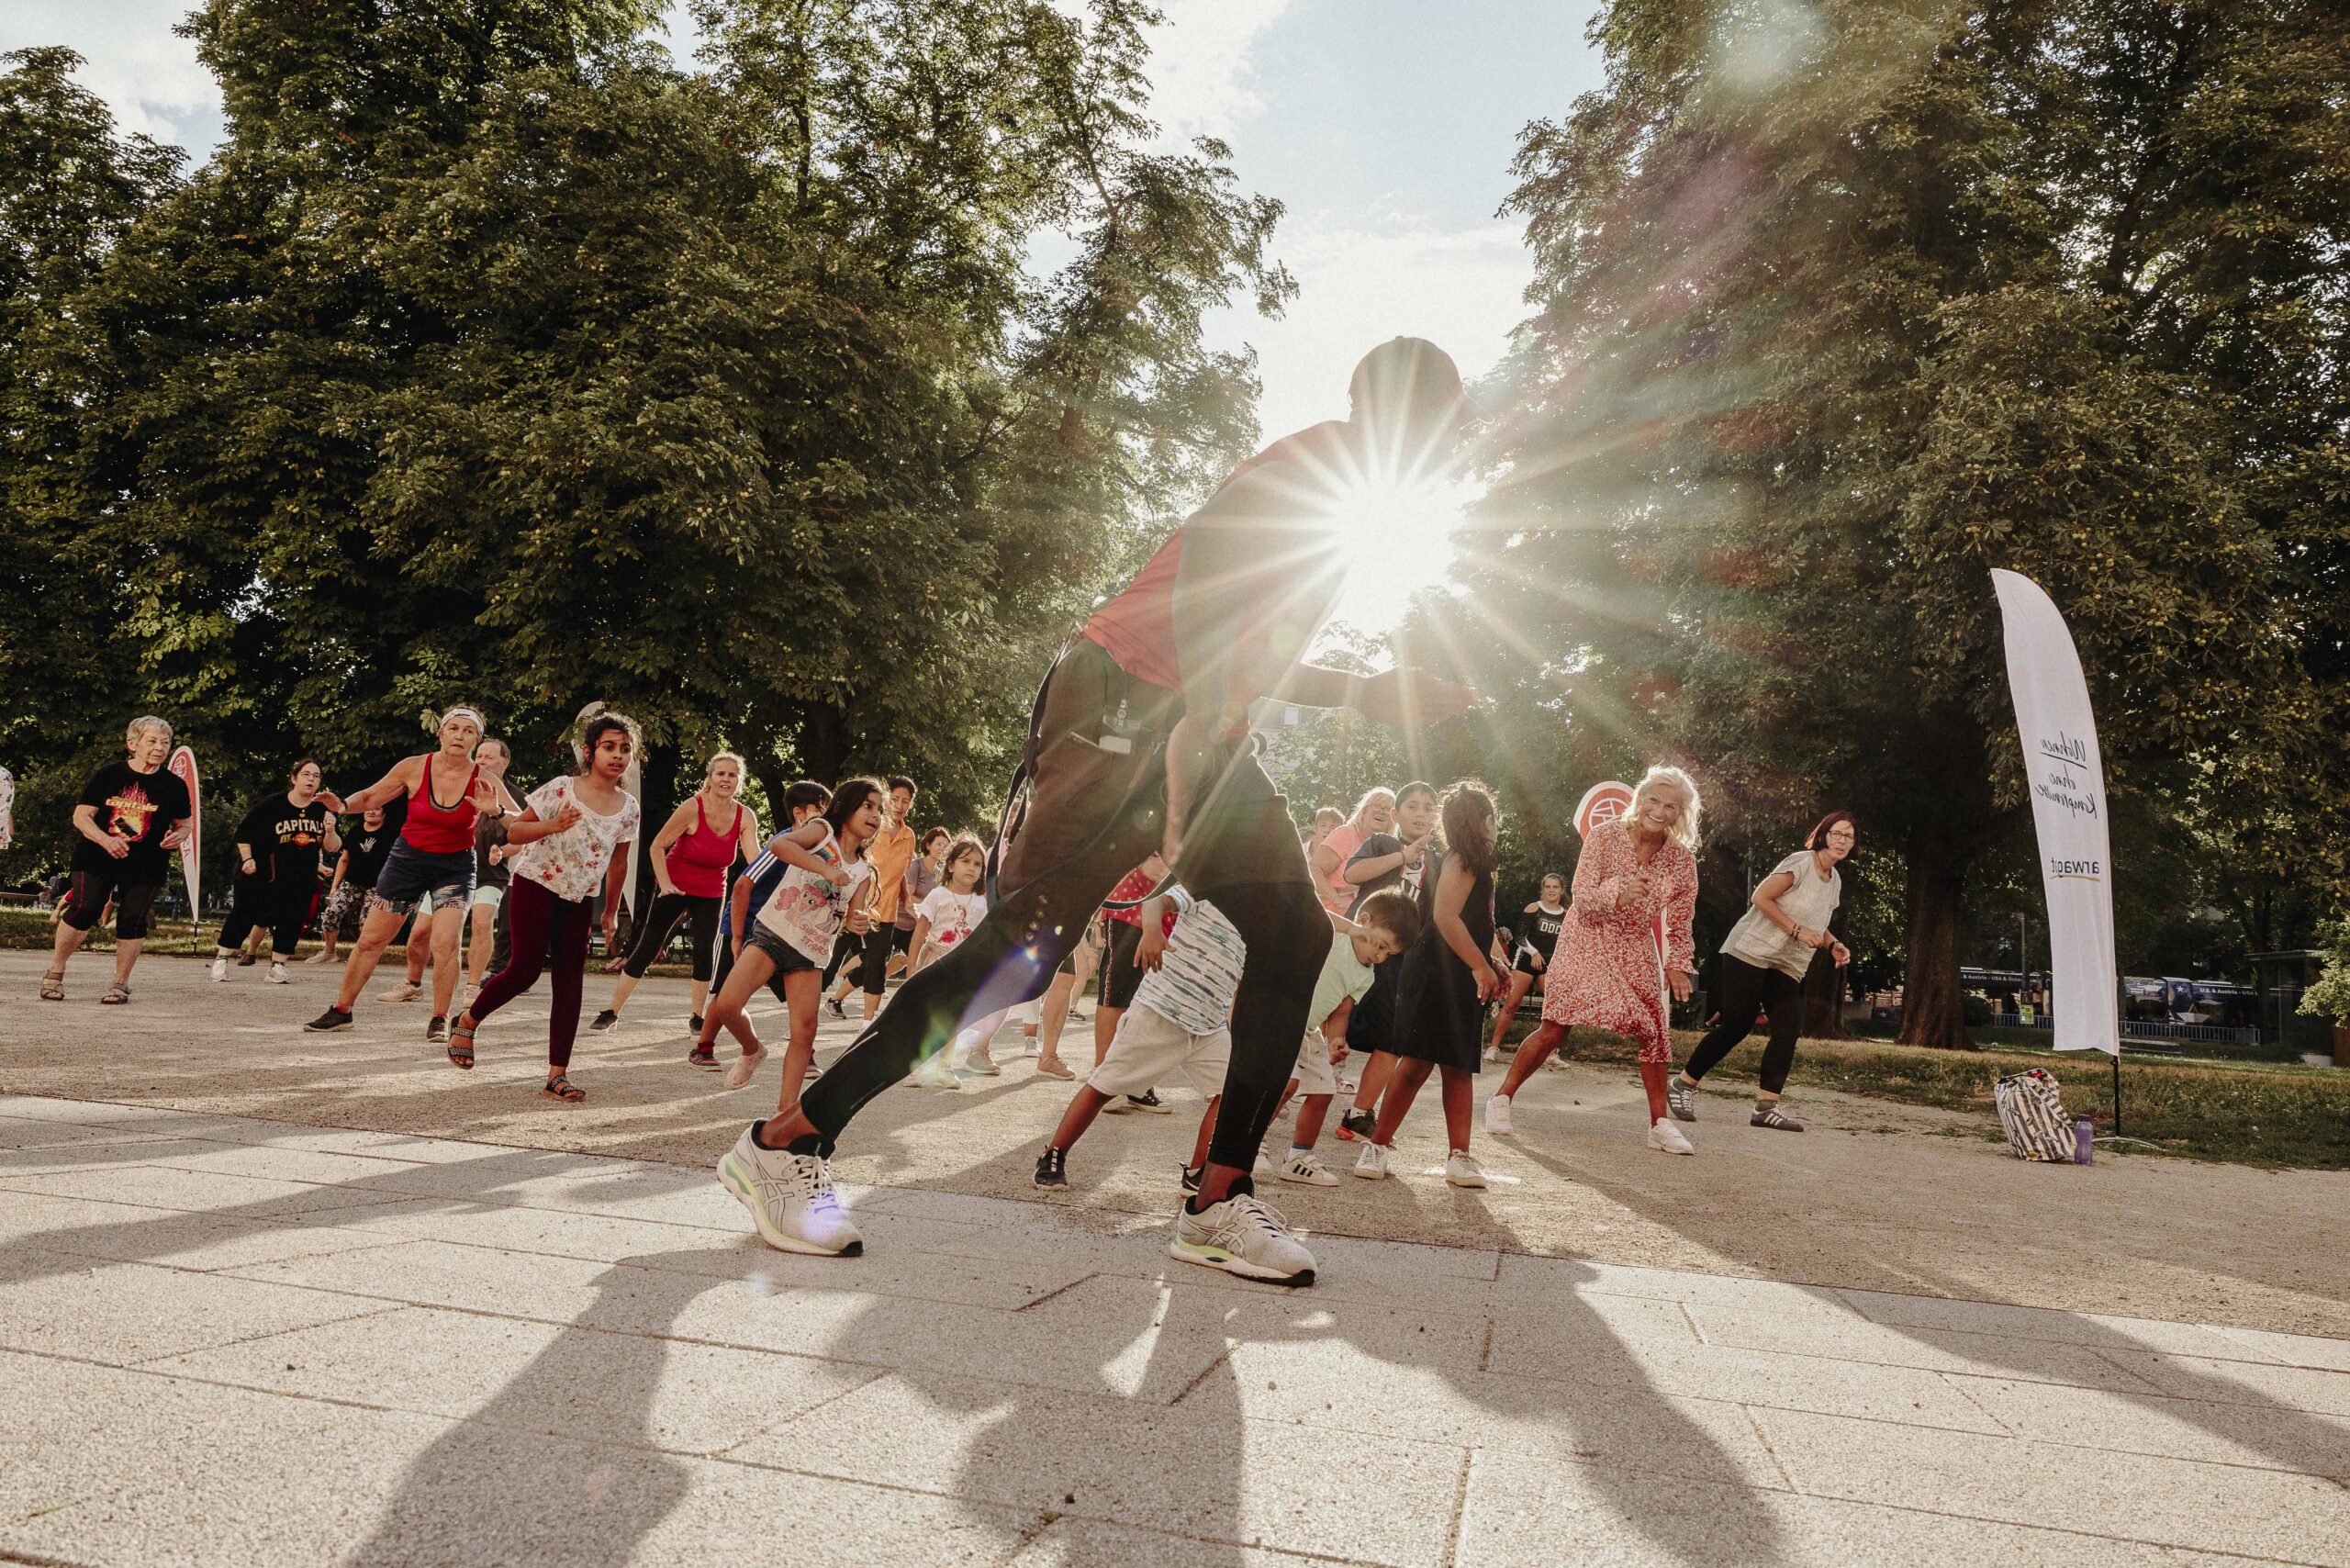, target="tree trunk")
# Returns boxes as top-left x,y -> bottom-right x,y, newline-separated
1896,821 -> 1975,1050
1799,945 -> 1852,1039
